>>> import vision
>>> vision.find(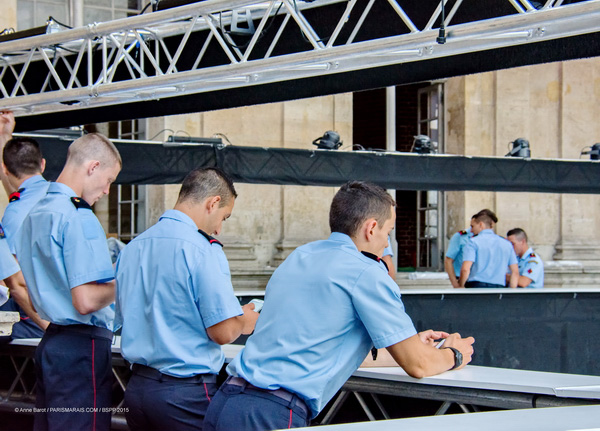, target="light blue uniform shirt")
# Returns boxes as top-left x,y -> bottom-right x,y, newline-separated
518,247 -> 544,288
16,182 -> 115,329
0,224 -> 19,280
2,175 -> 49,254
462,229 -> 518,286
228,232 -> 417,418
446,228 -> 472,277
115,209 -> 243,377
382,235 -> 393,257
